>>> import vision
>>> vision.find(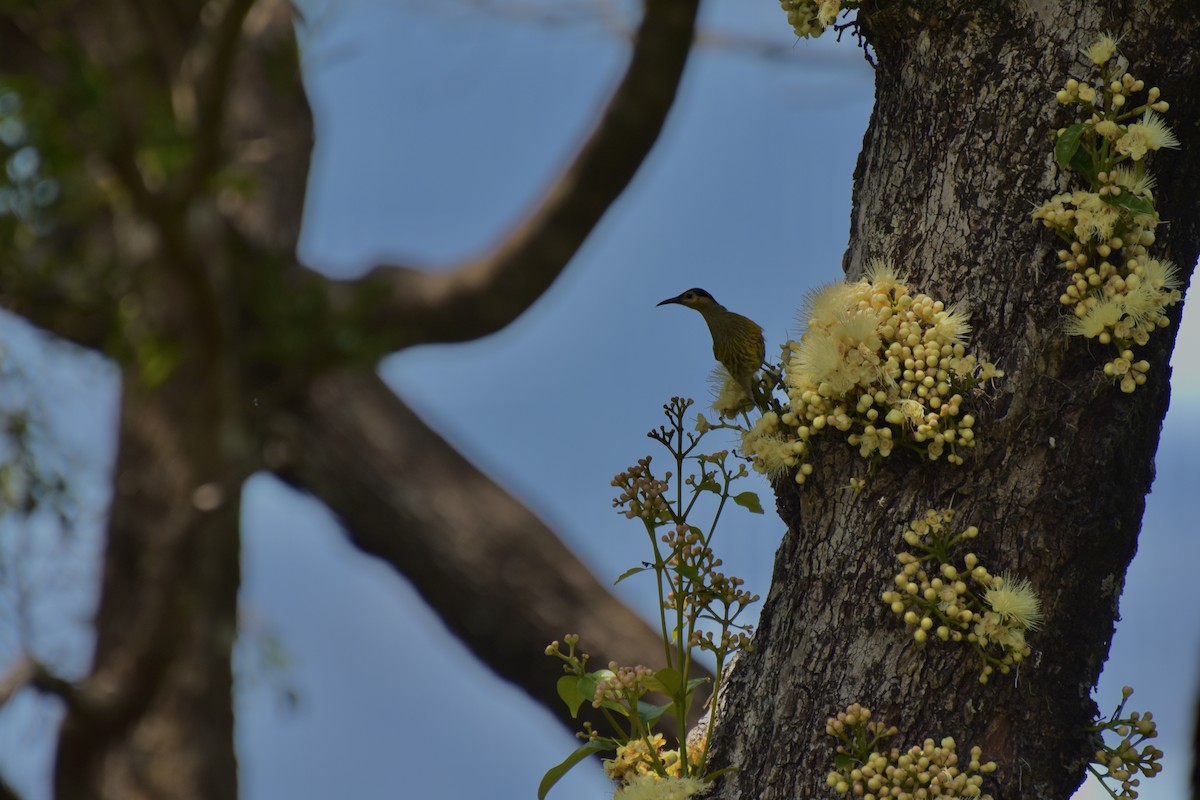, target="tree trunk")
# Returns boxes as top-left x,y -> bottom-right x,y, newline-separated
54,375 -> 244,800
710,3 -> 1199,799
